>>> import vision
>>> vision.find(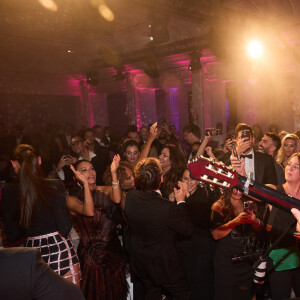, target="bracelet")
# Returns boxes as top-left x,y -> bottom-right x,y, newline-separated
112,180 -> 119,185
112,185 -> 119,189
